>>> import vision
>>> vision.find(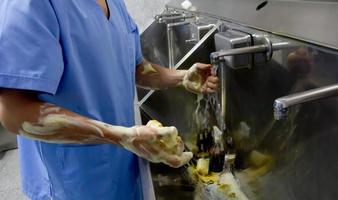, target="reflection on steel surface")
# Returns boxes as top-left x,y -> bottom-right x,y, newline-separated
155,10 -> 197,68
167,21 -> 191,68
